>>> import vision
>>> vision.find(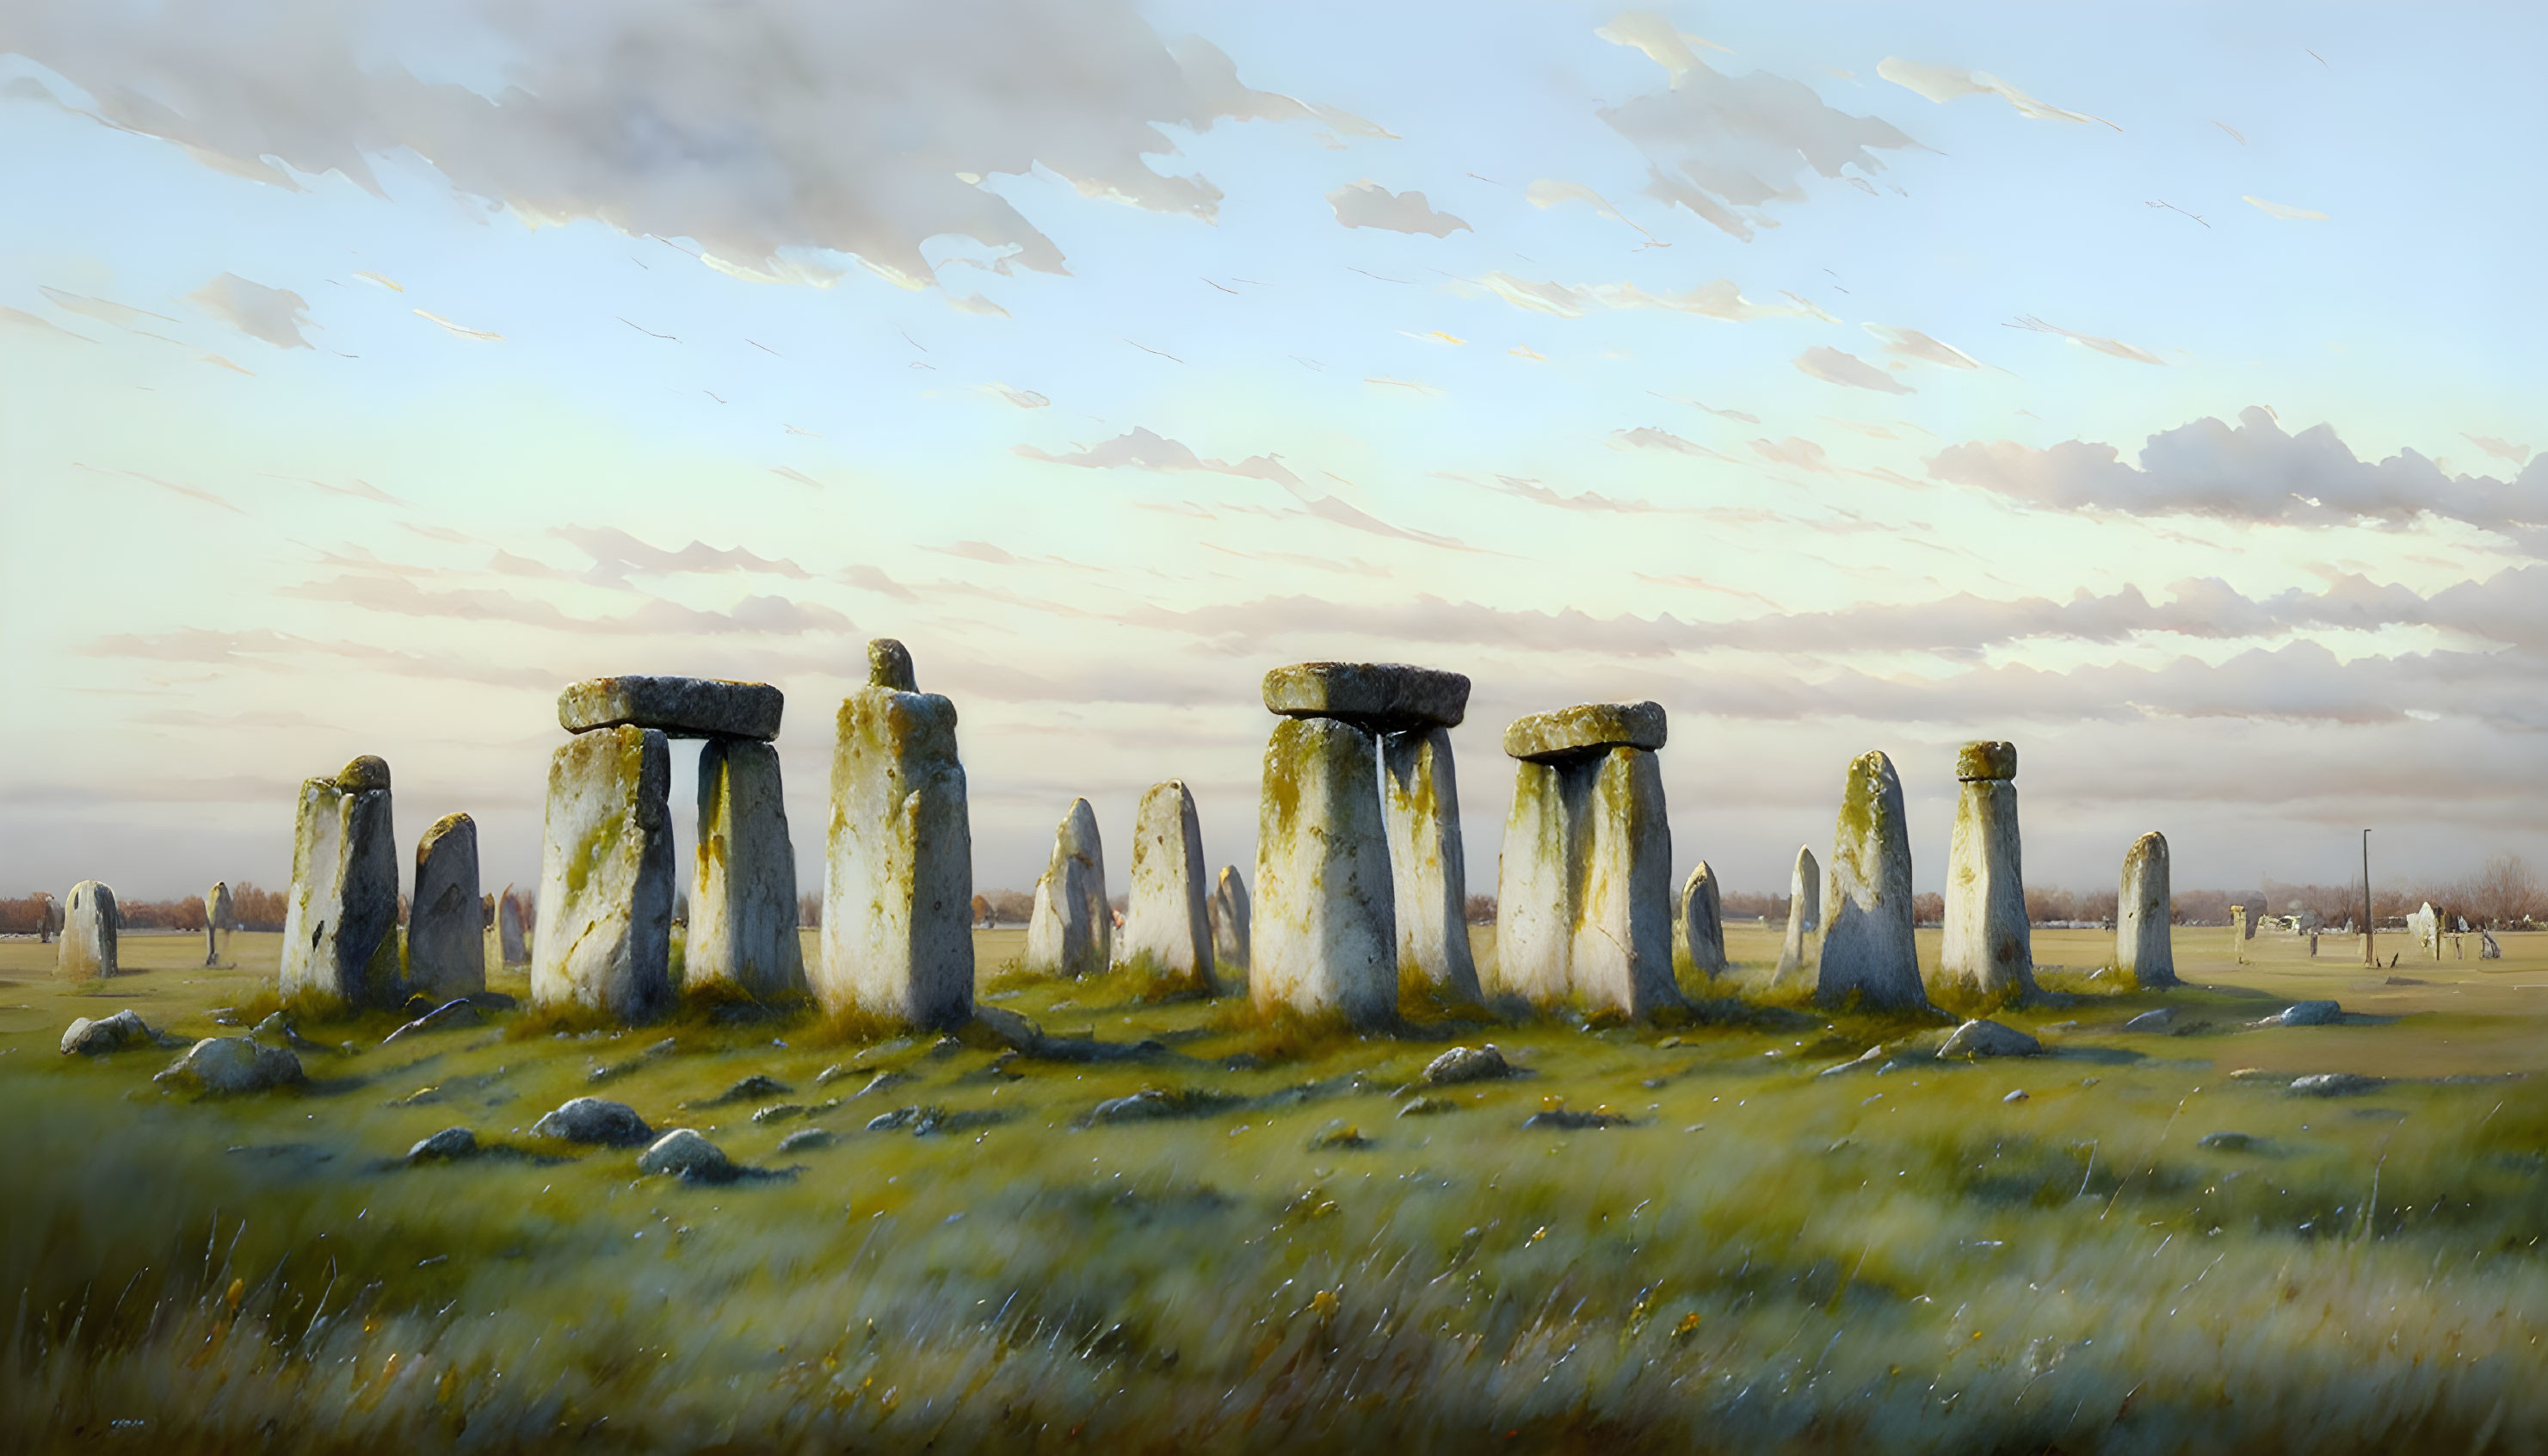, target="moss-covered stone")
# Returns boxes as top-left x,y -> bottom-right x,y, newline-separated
1774,845 -> 1820,986
1936,774 -> 2035,1003
1816,750 -> 1929,1012
1253,717 -> 1394,1027
1382,725 -> 1481,1003
1680,861 -> 1726,976
531,726 -> 674,1022
409,811 -> 485,1000
279,757 -> 401,1009
1120,780 -> 1215,993
2117,830 -> 2178,988
819,681 -> 972,1028
687,737 -> 807,1003
55,880 -> 118,982
1026,798 -> 1111,978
